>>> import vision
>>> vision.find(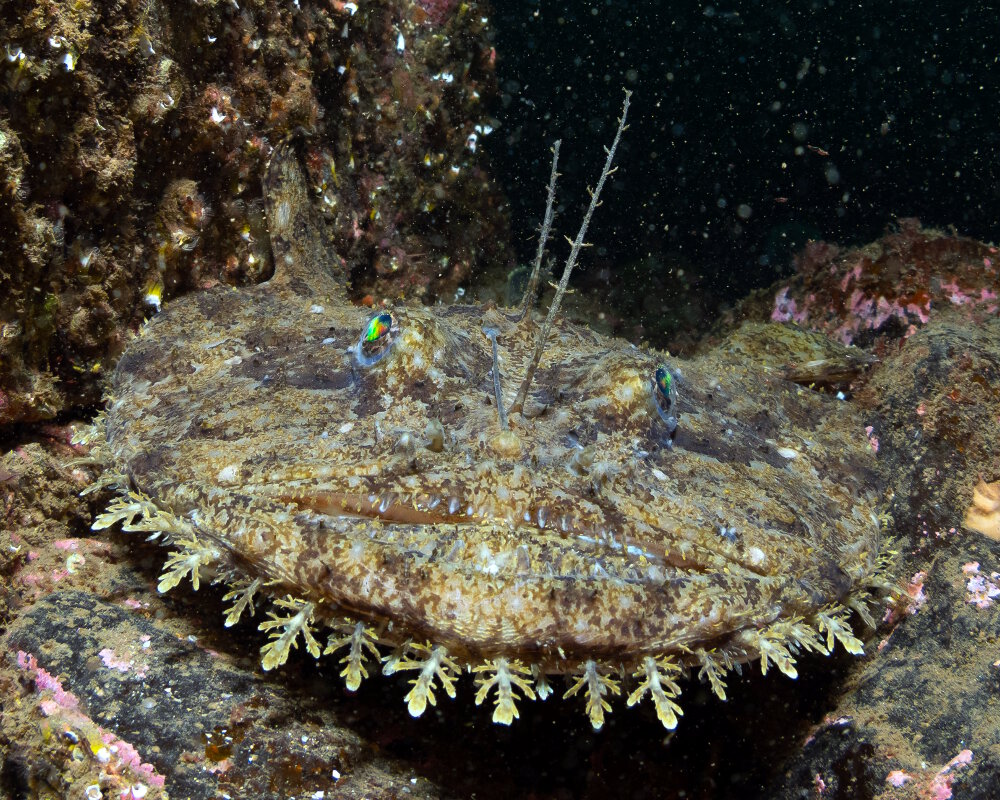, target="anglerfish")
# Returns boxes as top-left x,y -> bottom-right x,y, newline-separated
79,96 -> 887,730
